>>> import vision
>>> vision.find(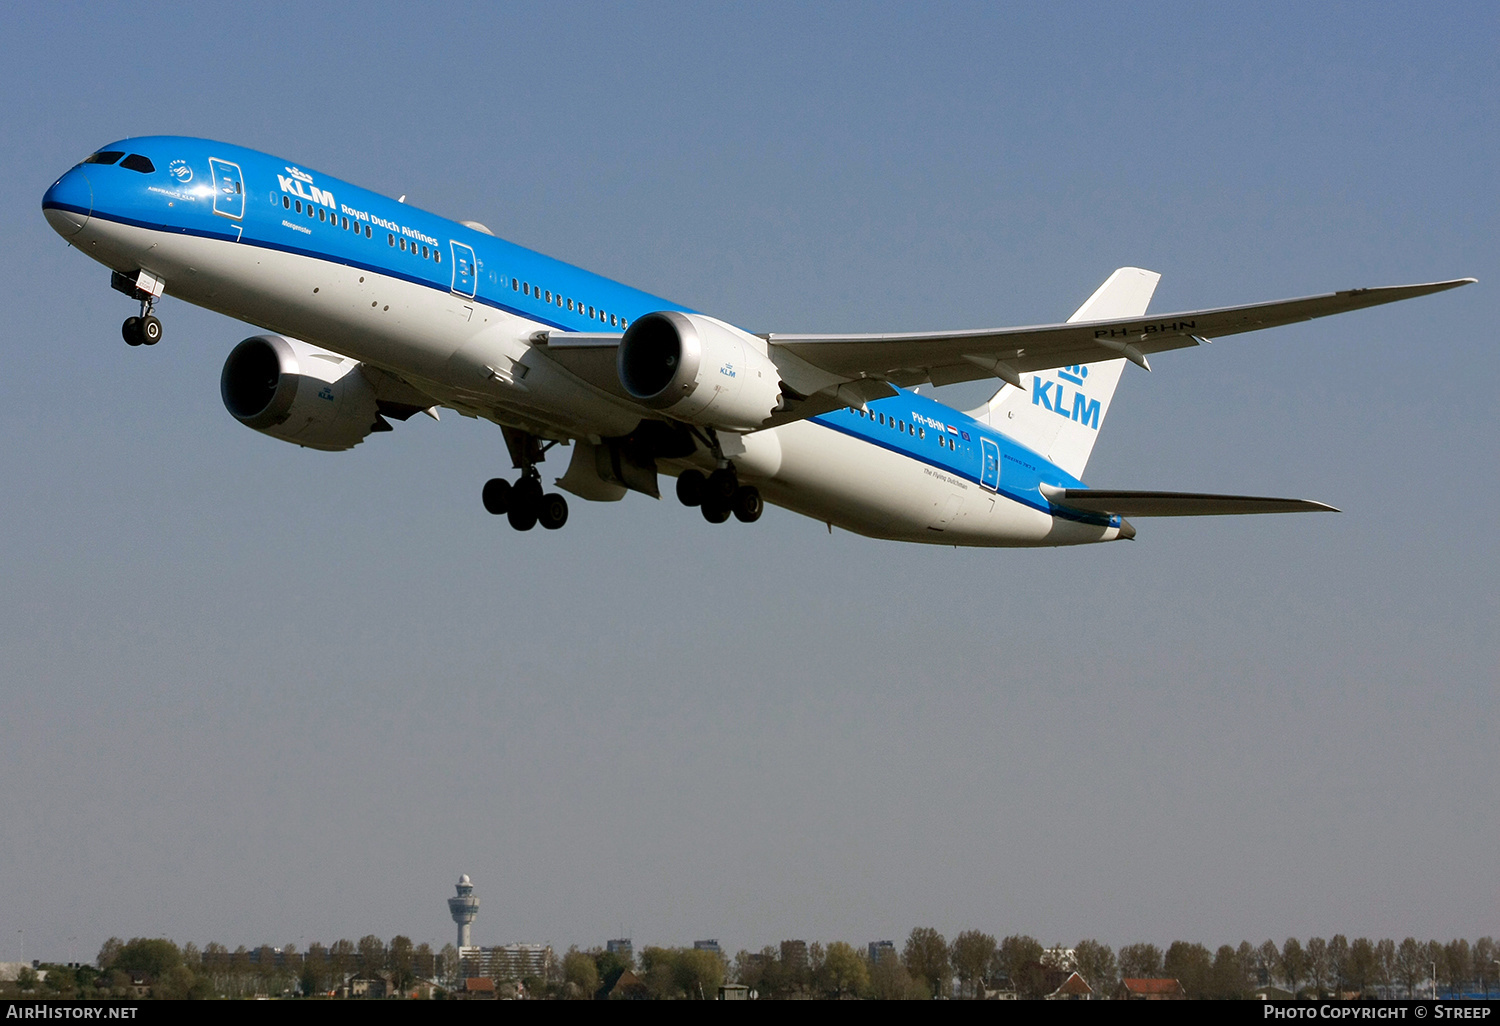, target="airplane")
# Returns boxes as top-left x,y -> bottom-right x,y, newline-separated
41,137 -> 1474,547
